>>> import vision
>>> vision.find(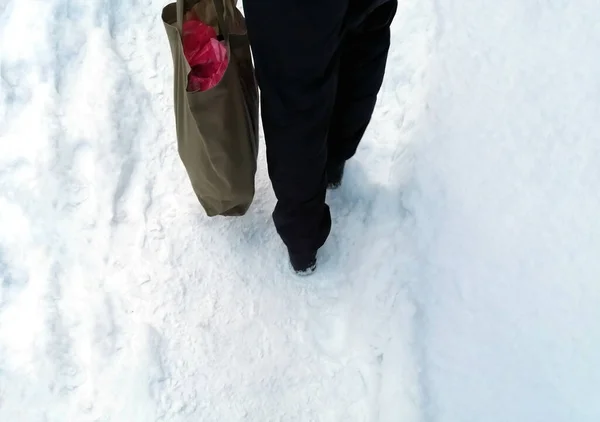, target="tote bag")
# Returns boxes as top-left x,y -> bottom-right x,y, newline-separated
162,0 -> 259,216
